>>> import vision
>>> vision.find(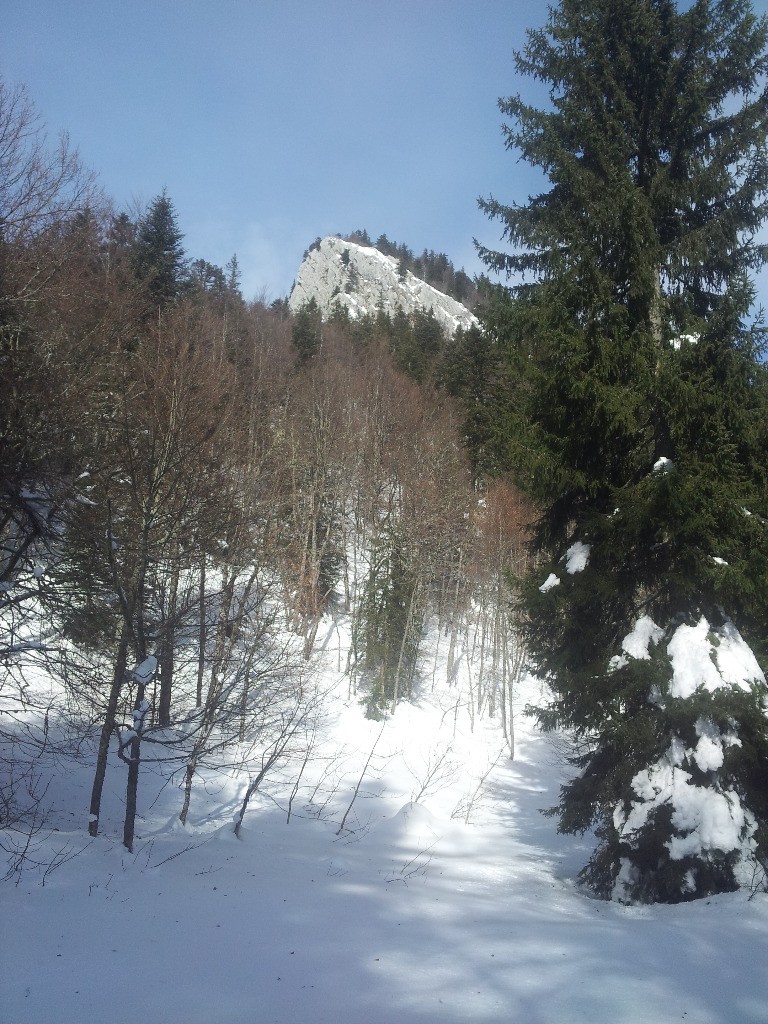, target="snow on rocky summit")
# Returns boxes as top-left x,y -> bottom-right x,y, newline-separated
288,235 -> 478,335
